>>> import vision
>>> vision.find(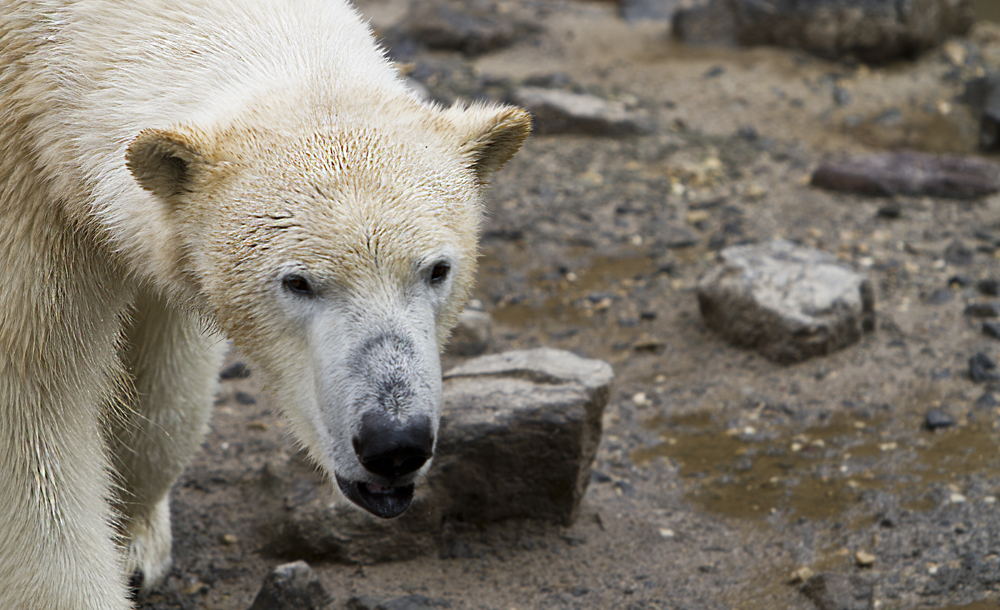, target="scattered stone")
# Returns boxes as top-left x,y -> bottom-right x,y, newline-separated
396,0 -> 541,56
234,391 -> 257,406
944,240 -> 974,266
790,566 -> 815,584
925,408 -> 956,430
832,85 -> 851,107
949,274 -> 973,288
875,201 -> 902,219
220,361 -> 251,380
975,392 -> 996,409
854,550 -> 876,567
248,561 -> 329,610
257,348 -> 613,563
800,572 -> 874,610
983,321 -> 1000,340
969,352 -> 1000,383
961,72 -> 1000,151
926,288 -> 955,305
811,151 -> 1000,200
964,302 -> 1000,318
447,309 -> 492,357
675,0 -> 974,62
978,278 -> 1000,296
508,87 -> 655,137
658,224 -> 701,249
697,240 -> 875,364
